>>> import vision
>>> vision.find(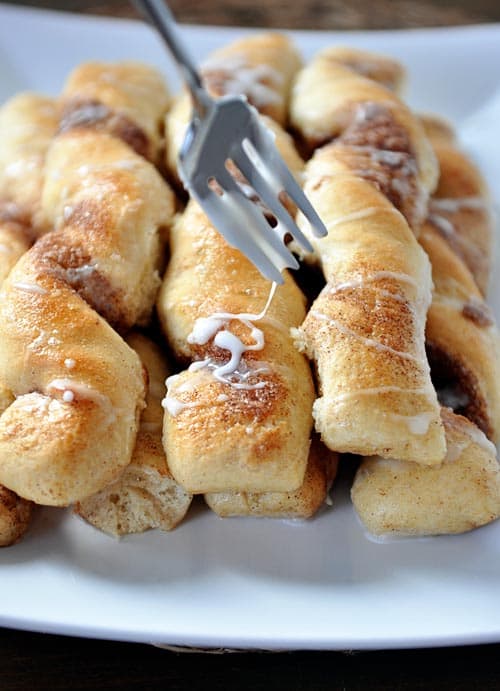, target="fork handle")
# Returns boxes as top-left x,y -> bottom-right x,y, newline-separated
133,0 -> 212,116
